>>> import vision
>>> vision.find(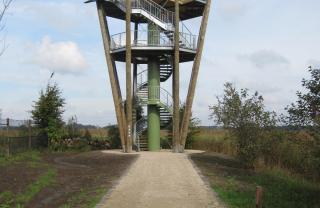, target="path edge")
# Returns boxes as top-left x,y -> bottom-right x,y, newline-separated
186,152 -> 227,208
95,152 -> 141,208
